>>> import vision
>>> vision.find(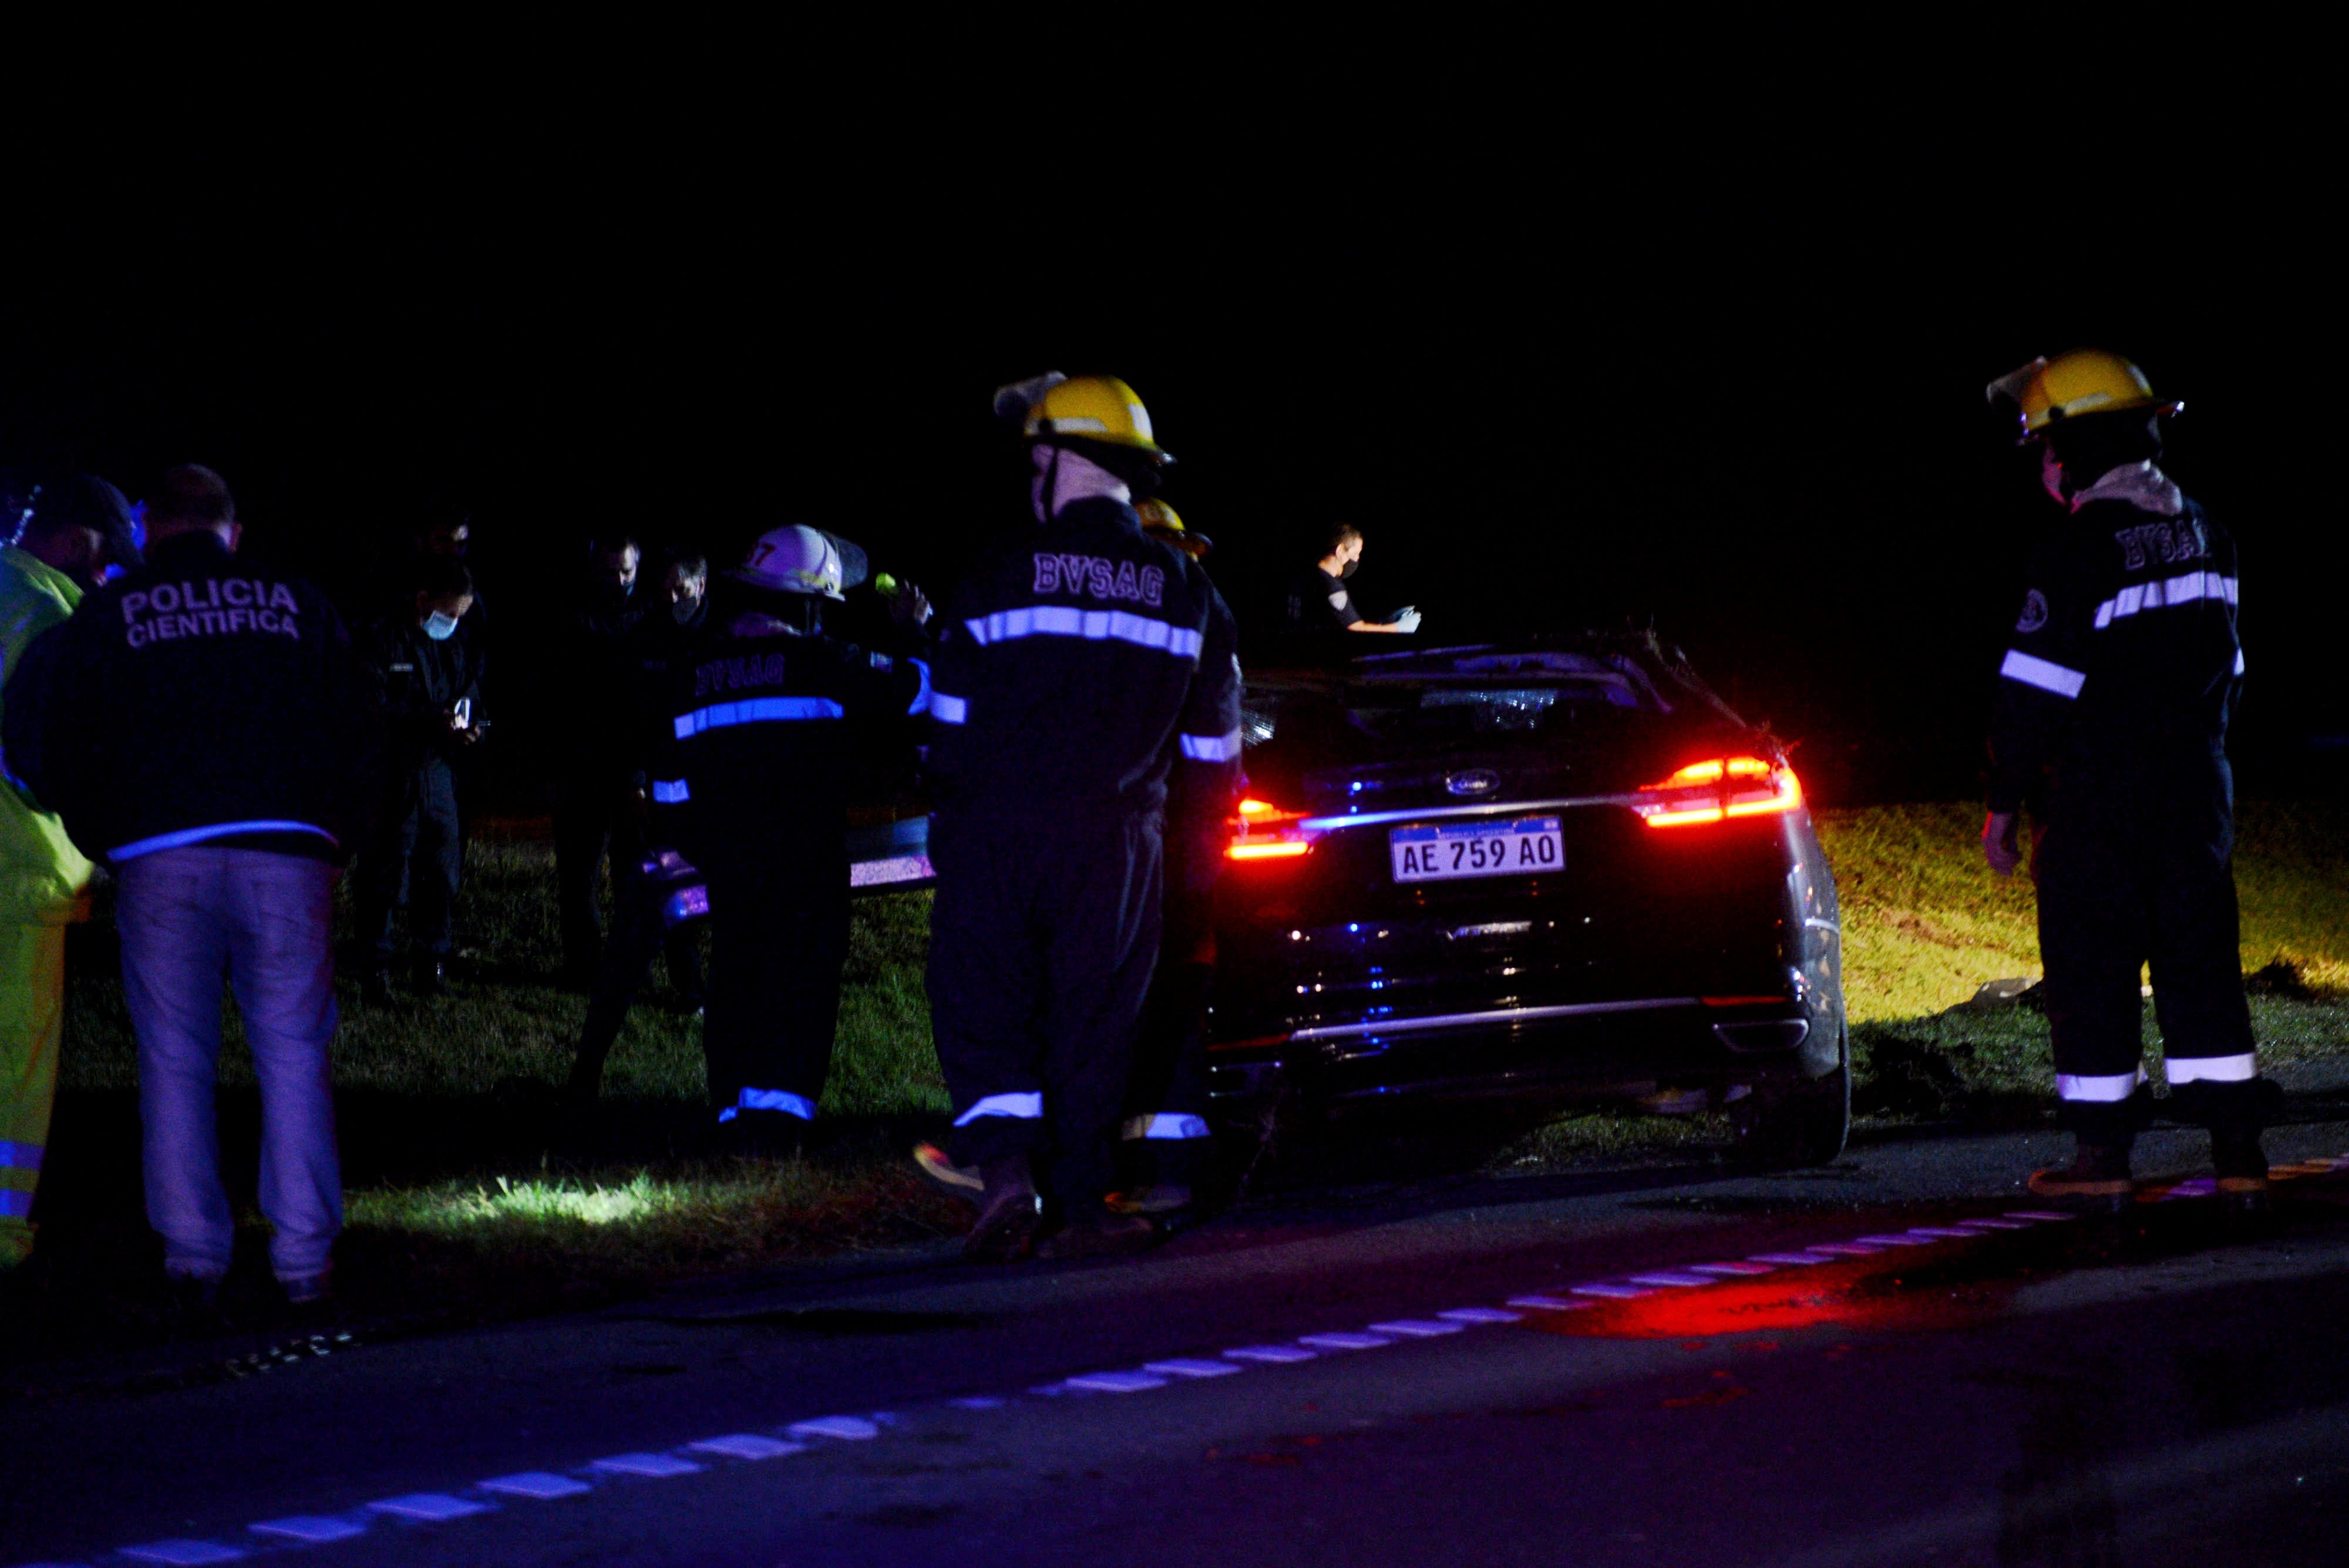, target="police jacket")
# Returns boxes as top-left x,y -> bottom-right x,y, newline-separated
648,608 -> 924,862
1987,463 -> 2241,815
365,615 -> 486,774
0,531 -> 376,864
1287,563 -> 1364,630
927,496 -> 1243,822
